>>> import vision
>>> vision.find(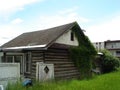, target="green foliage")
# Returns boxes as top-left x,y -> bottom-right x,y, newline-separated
101,49 -> 120,73
7,70 -> 120,90
70,23 -> 97,79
